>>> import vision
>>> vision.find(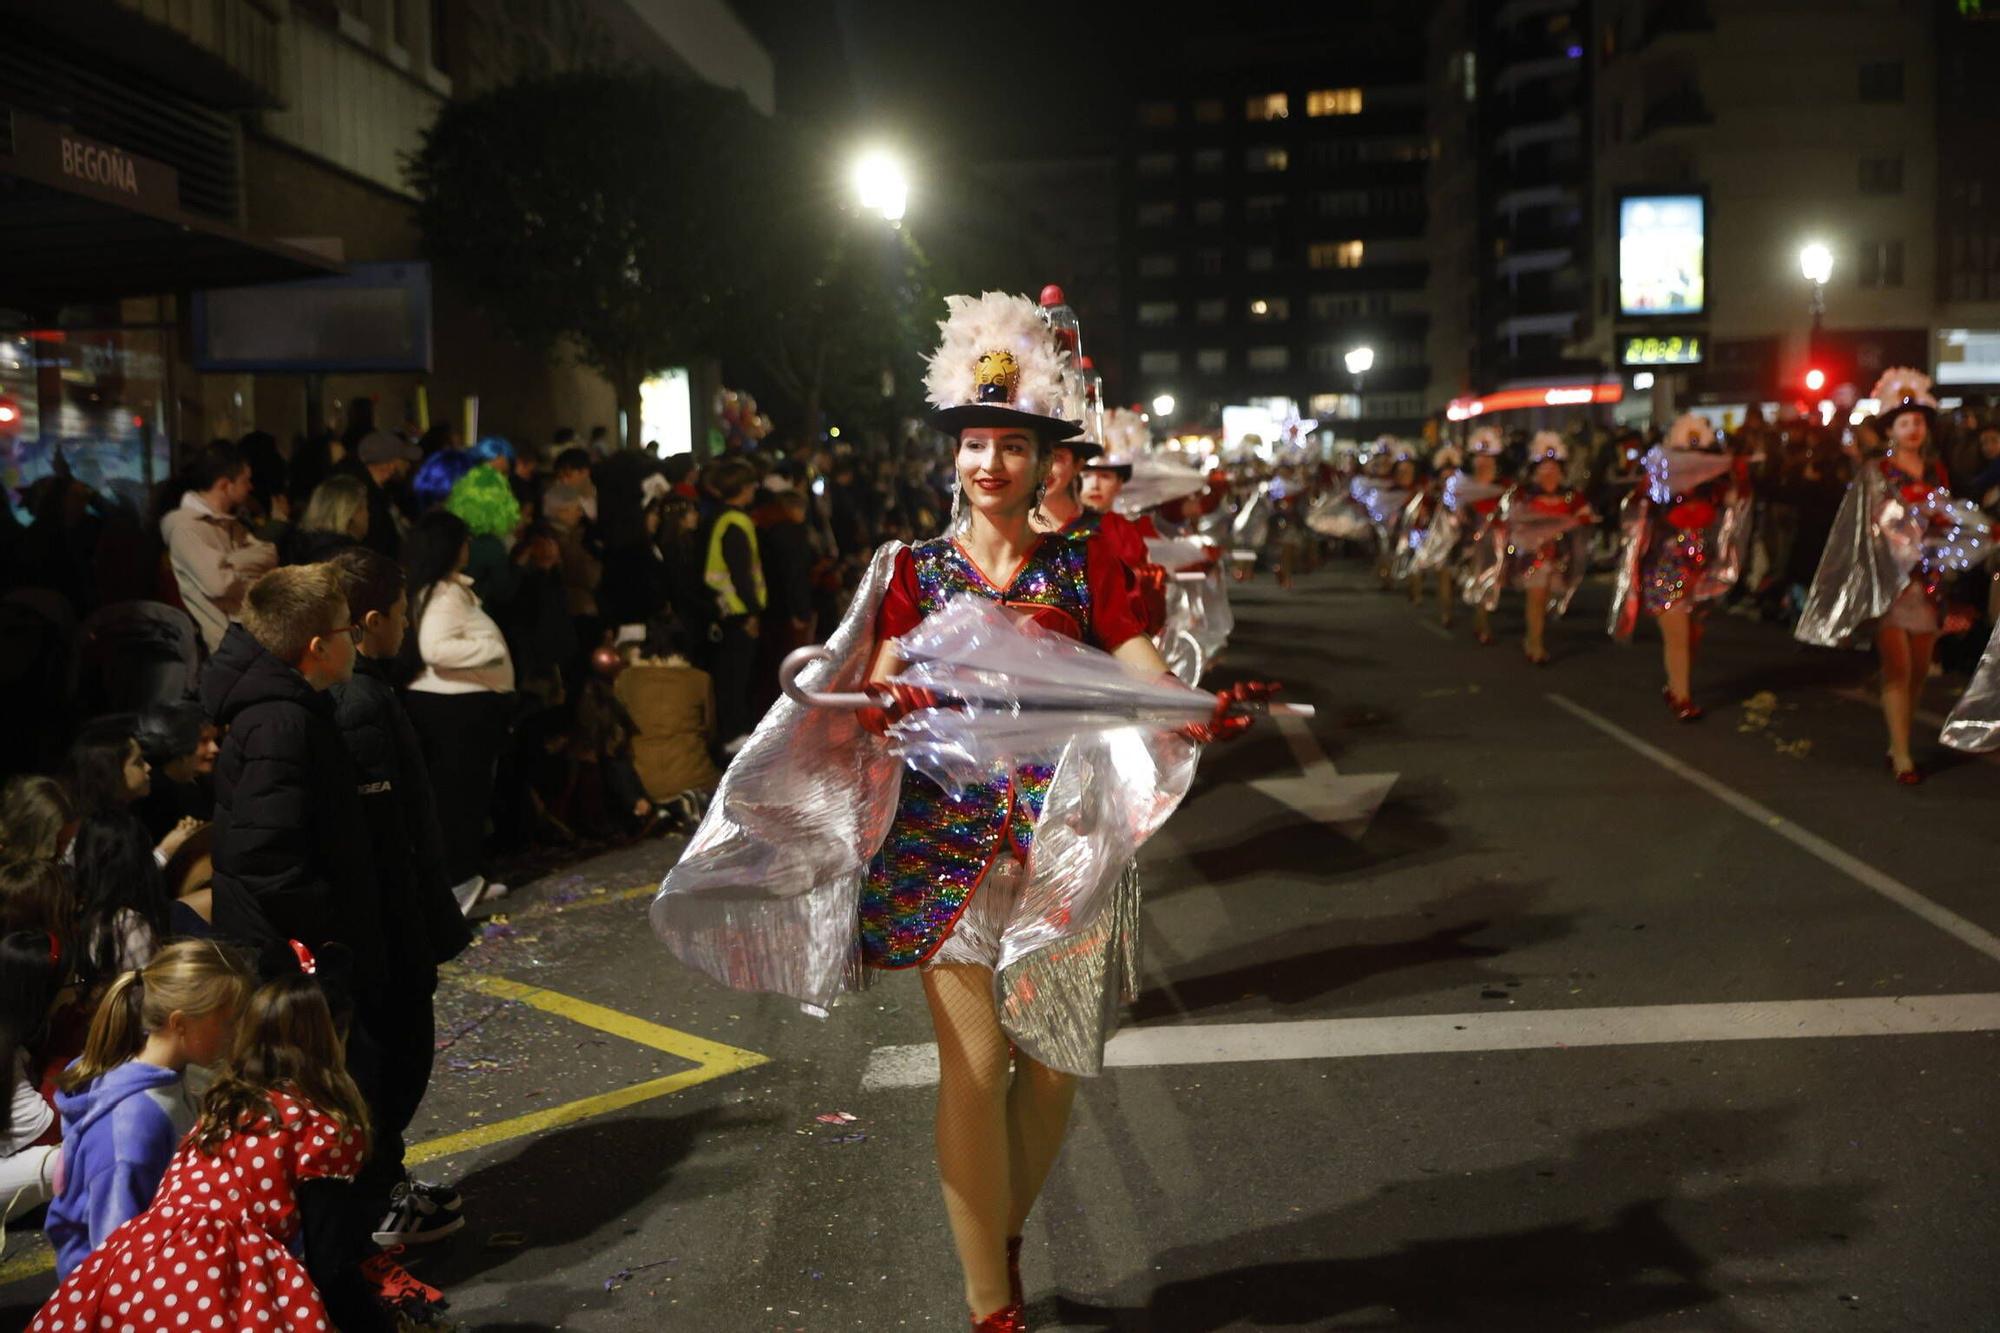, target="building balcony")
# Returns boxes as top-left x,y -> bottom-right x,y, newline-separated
1637,85 -> 1715,139
18,0 -> 286,109
1636,0 -> 1716,53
